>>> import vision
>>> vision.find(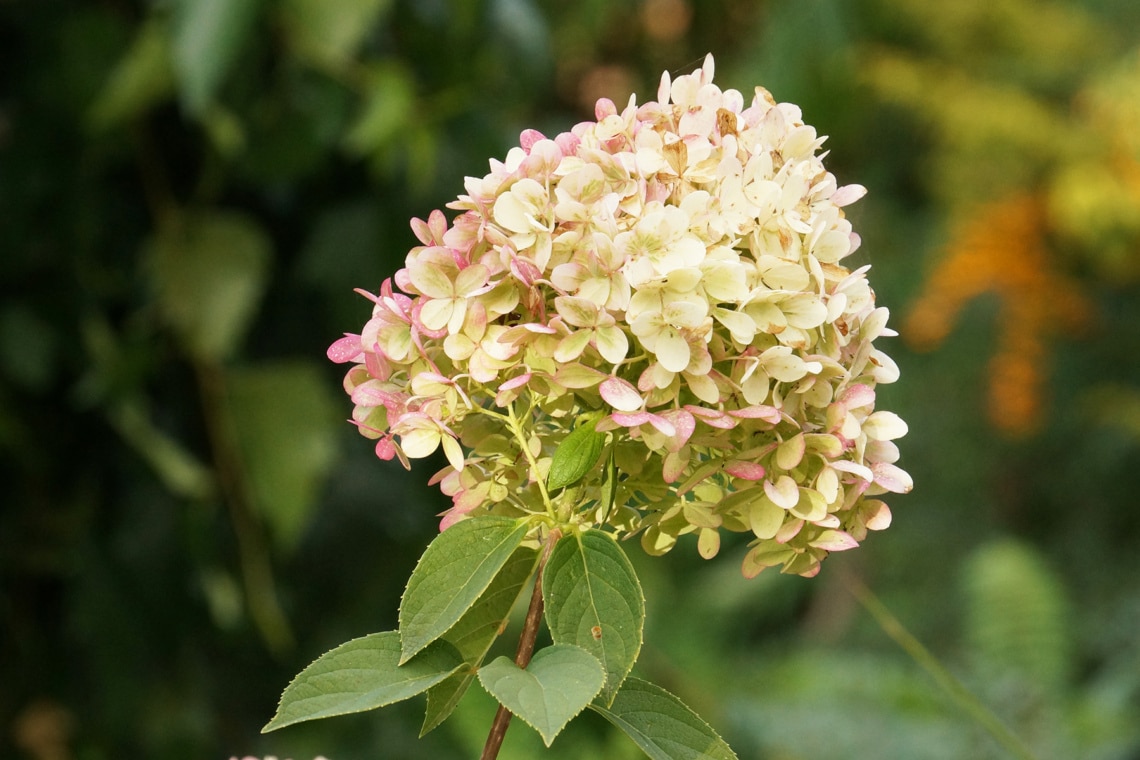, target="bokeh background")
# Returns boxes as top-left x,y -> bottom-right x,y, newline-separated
4,0 -> 1140,757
